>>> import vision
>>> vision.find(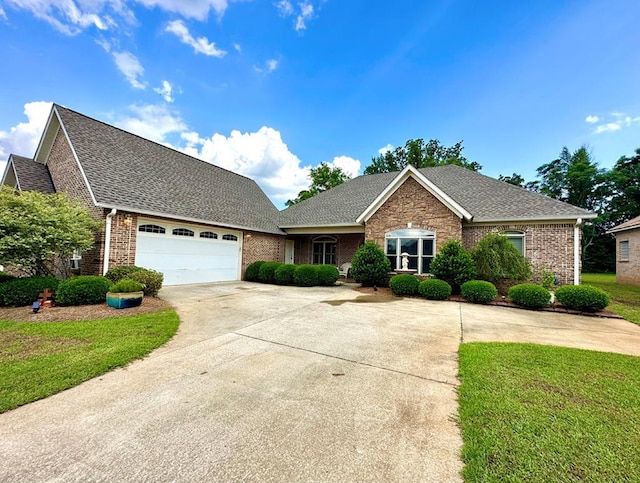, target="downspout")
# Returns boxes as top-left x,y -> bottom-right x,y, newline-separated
103,209 -> 117,275
574,217 -> 582,285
